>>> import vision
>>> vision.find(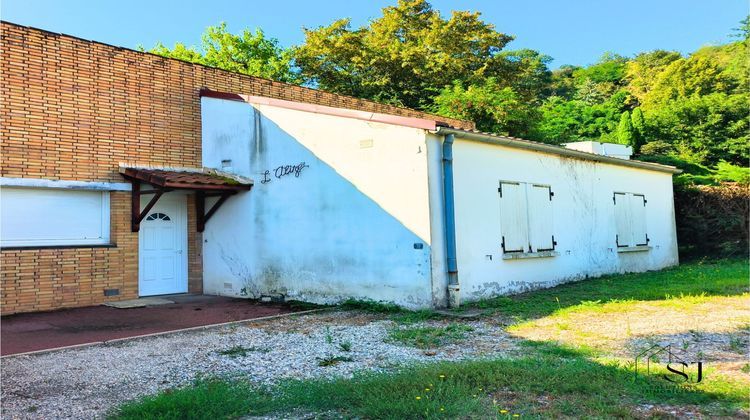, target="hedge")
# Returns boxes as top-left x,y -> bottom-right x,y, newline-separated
674,183 -> 749,259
